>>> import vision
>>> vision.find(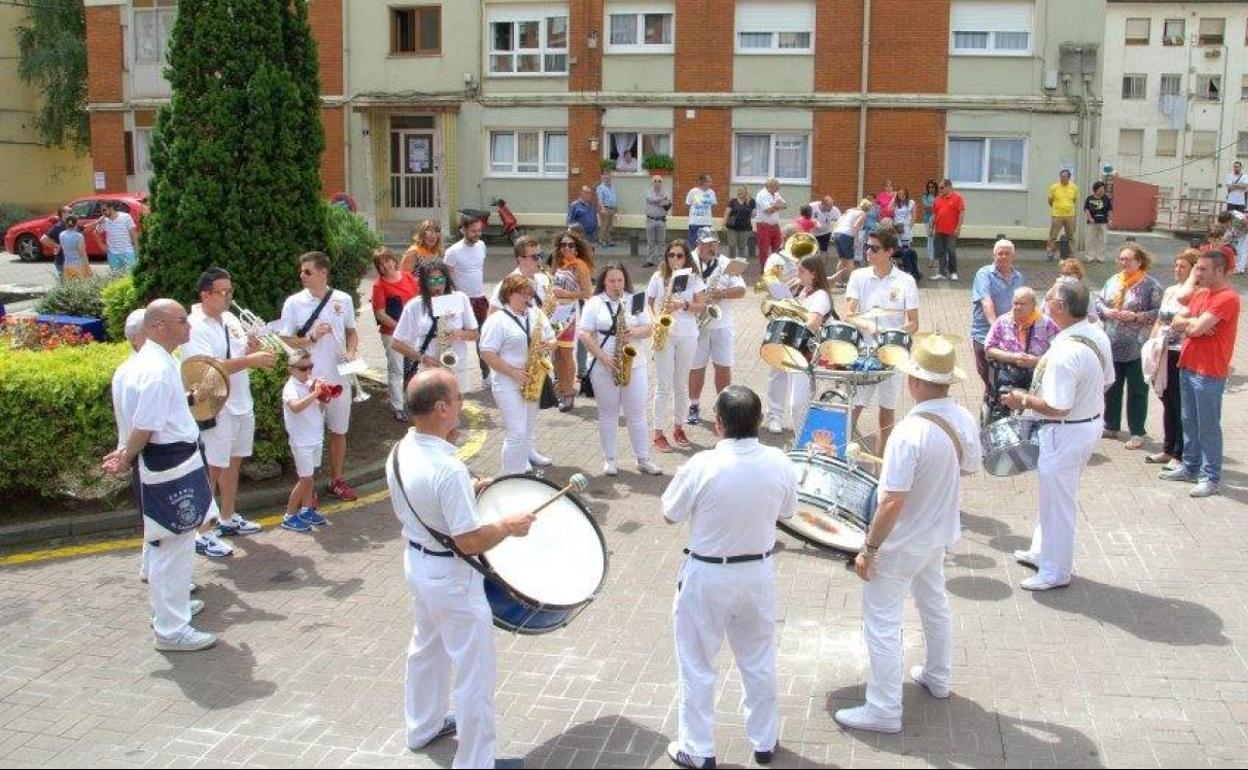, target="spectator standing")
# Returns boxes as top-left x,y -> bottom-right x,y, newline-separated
809,196 -> 841,255
444,214 -> 491,379
754,179 -> 787,267
833,200 -> 870,285
892,188 -> 915,249
1199,222 -> 1238,275
371,250 -> 421,421
401,220 -> 444,274
1224,160 -> 1247,213
567,186 -> 599,243
684,174 -> 717,248
1094,244 -> 1163,450
95,201 -> 138,272
58,216 -> 91,280
724,186 -> 756,263
40,206 -> 71,282
643,175 -> 672,268
1214,211 -> 1247,275
1146,249 -> 1200,468
931,180 -> 964,281
794,205 -> 817,234
1046,169 -> 1079,262
970,240 -> 1025,400
875,179 -> 897,220
921,179 -> 939,269
1083,182 -> 1112,263
596,172 -> 618,248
